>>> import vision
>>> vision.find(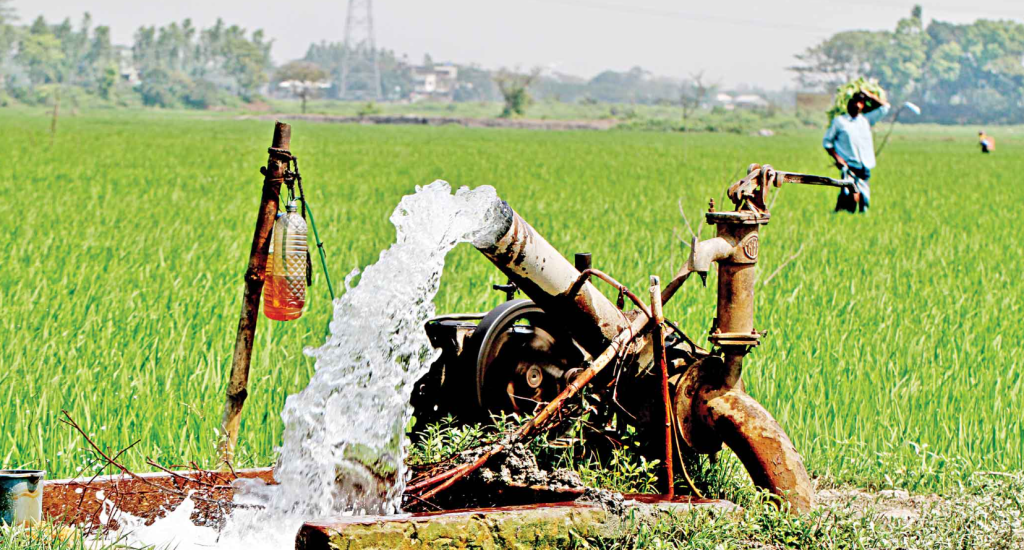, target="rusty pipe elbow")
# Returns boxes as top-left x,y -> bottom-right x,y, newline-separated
691,236 -> 735,277
662,236 -> 737,303
675,361 -> 814,515
700,388 -> 814,514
